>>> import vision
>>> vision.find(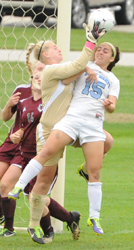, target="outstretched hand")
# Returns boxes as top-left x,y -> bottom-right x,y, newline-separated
83,19 -> 106,44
